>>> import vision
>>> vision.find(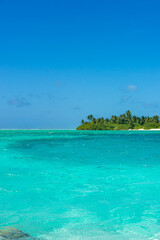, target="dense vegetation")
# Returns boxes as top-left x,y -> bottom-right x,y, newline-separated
77,111 -> 160,130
